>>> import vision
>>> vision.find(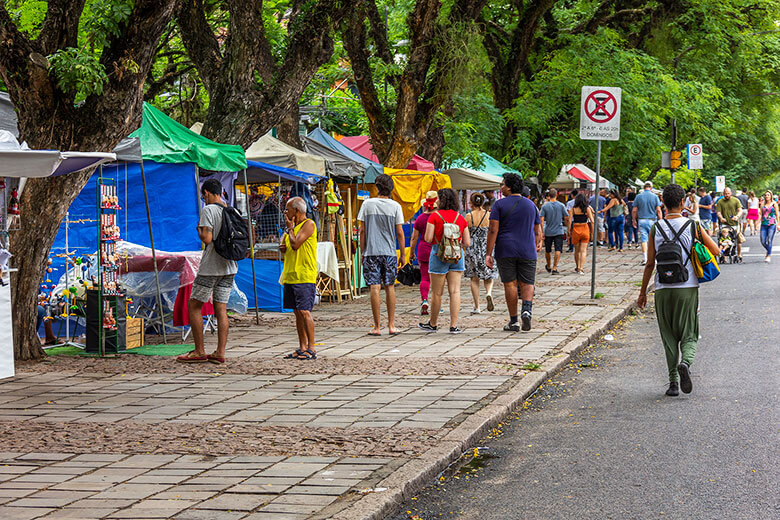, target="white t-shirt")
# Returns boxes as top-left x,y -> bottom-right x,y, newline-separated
652,217 -> 698,290
748,197 -> 760,209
